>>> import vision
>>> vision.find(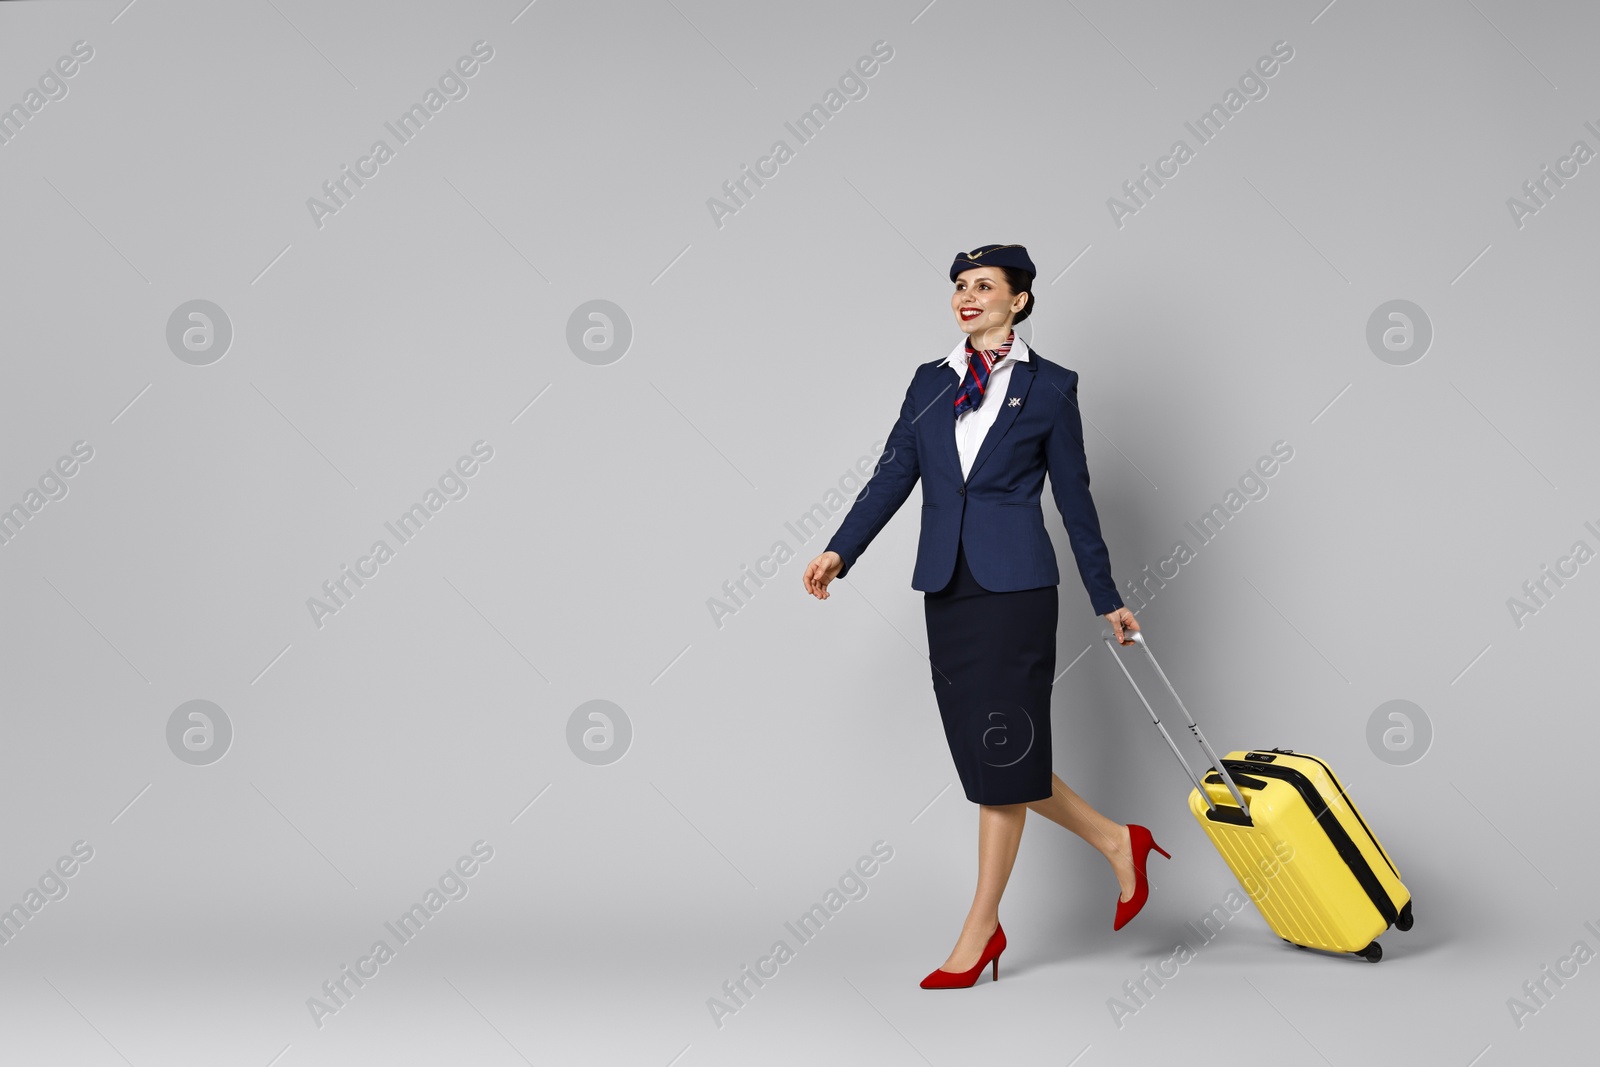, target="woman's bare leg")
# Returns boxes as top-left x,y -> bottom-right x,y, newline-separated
1026,772 -> 1137,901
939,802 -> 1026,971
